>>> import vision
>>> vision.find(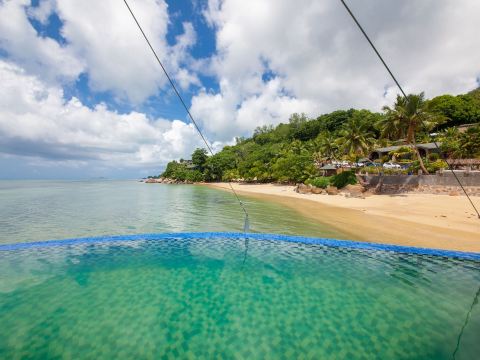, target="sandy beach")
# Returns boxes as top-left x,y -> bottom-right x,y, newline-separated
206,183 -> 480,252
